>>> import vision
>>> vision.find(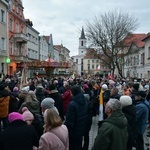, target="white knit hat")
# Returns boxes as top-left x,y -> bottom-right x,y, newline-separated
120,96 -> 132,107
102,84 -> 108,89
